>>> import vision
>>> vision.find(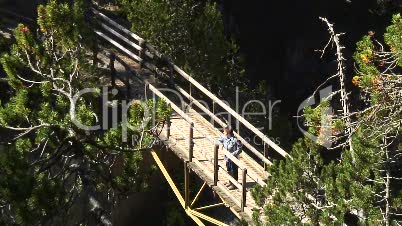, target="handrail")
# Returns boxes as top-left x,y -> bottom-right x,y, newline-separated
92,12 -> 263,213
149,84 -> 248,173
95,30 -> 143,62
188,120 -> 266,186
147,83 -> 193,124
170,64 -> 289,158
175,85 -> 273,166
93,6 -> 283,172
151,83 -> 246,171
92,8 -> 144,43
92,8 -> 286,160
99,22 -> 143,51
151,90 -> 247,193
93,8 -> 288,161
